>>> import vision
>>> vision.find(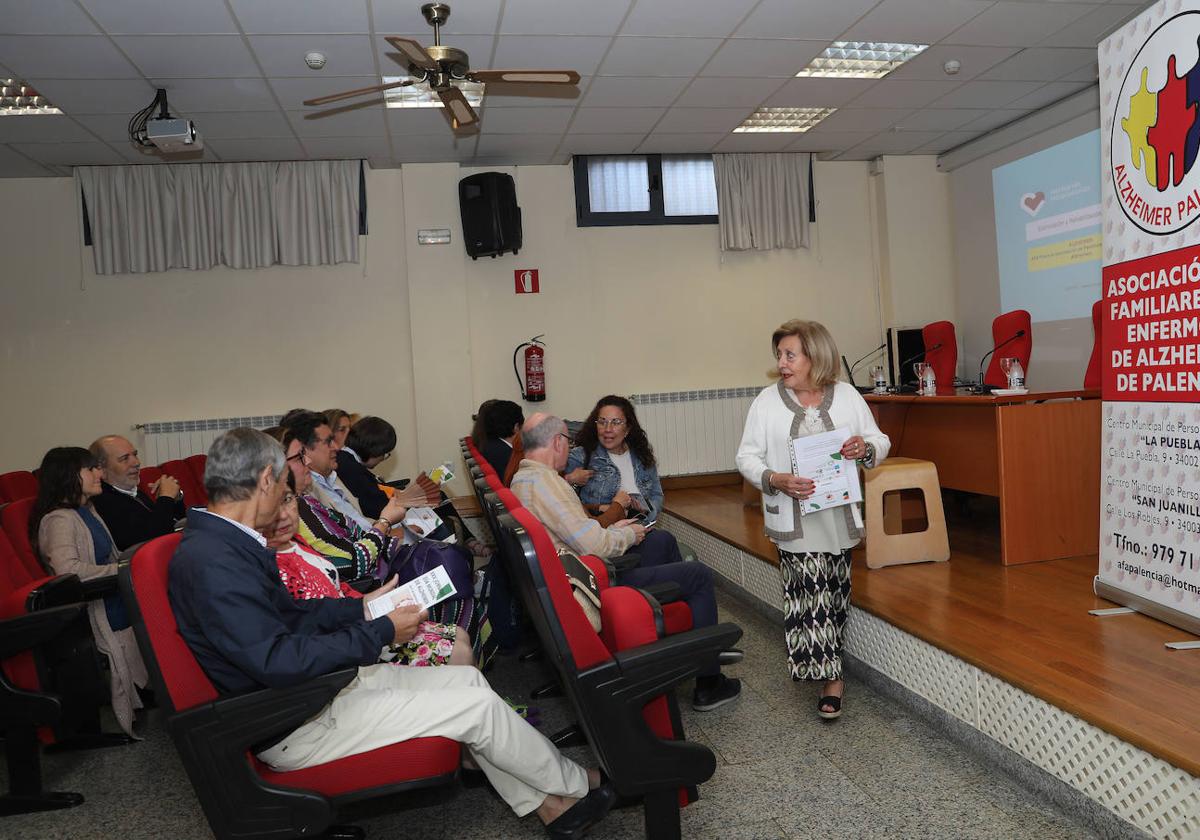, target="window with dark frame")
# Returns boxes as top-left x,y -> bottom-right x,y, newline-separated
573,153 -> 719,227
